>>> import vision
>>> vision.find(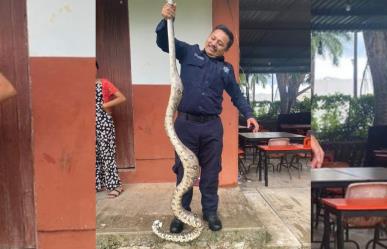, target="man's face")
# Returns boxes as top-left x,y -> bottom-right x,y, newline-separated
204,29 -> 229,58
